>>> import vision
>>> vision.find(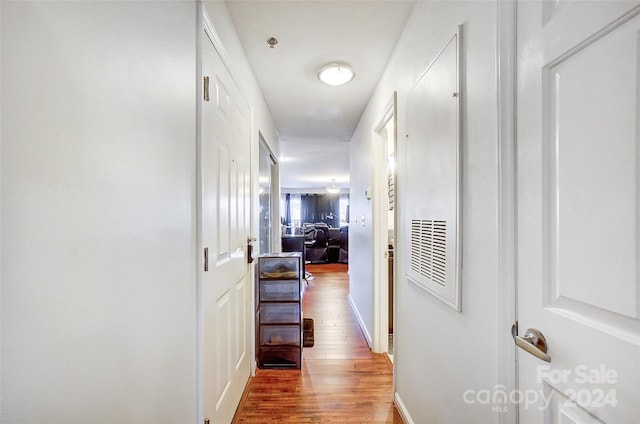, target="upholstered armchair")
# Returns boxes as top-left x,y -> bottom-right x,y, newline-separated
339,225 -> 348,263
327,228 -> 341,262
304,225 -> 328,263
281,235 -> 306,278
